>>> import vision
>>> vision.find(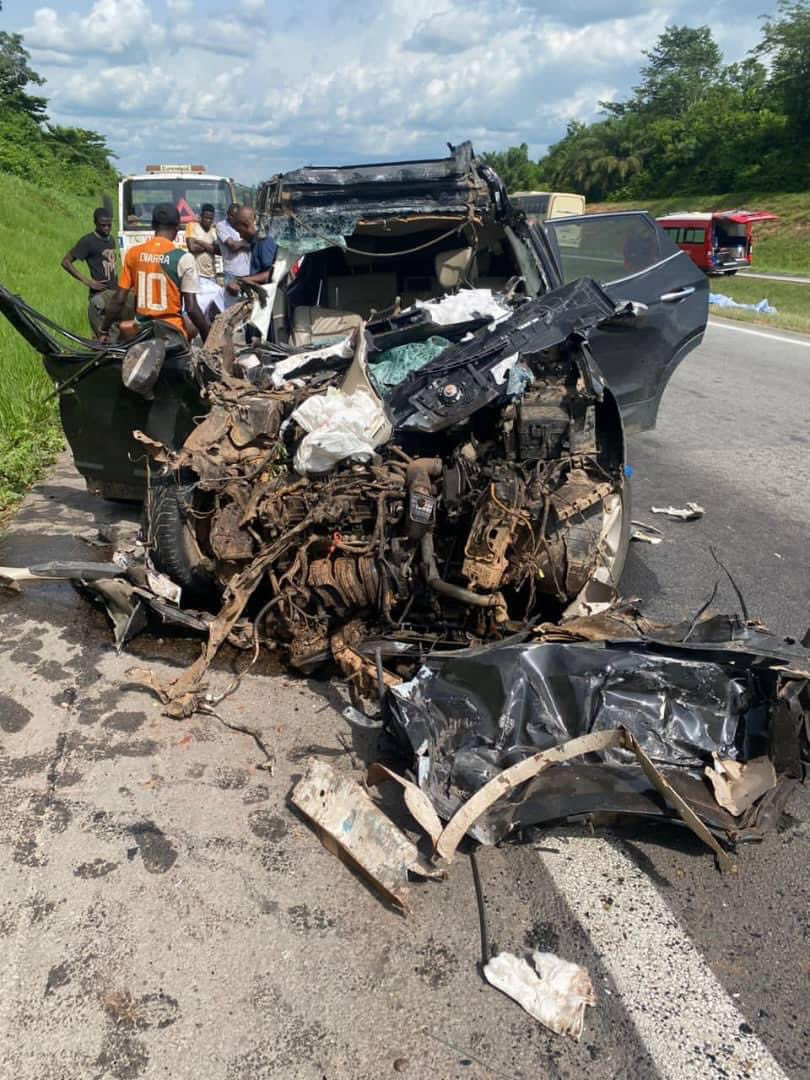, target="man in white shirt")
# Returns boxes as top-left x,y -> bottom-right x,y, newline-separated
186,202 -> 223,315
216,203 -> 251,280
